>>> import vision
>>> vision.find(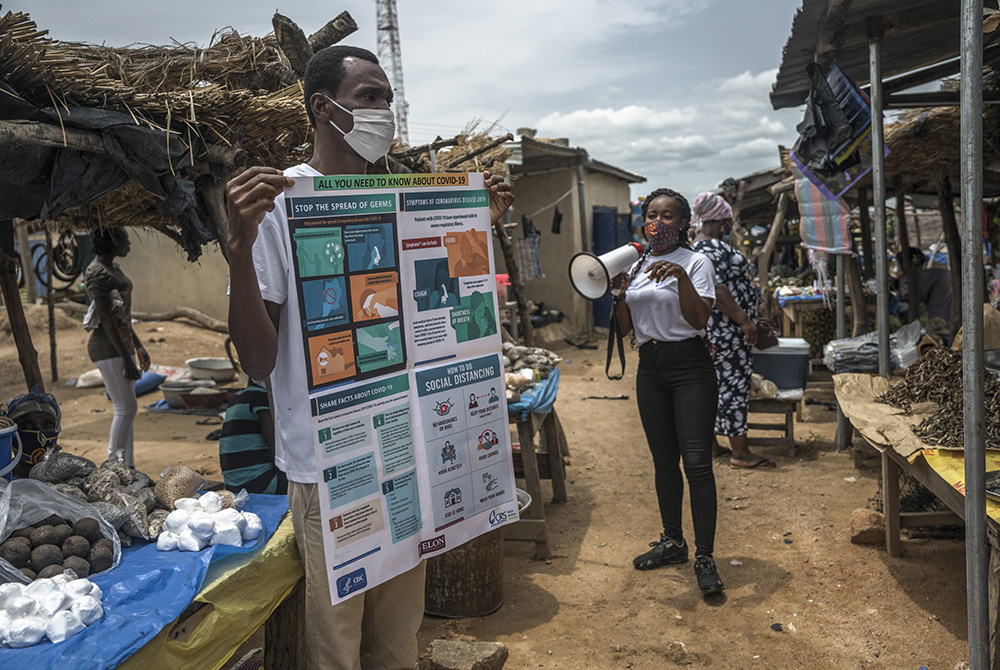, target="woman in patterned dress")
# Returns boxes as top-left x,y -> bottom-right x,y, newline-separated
692,192 -> 775,469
